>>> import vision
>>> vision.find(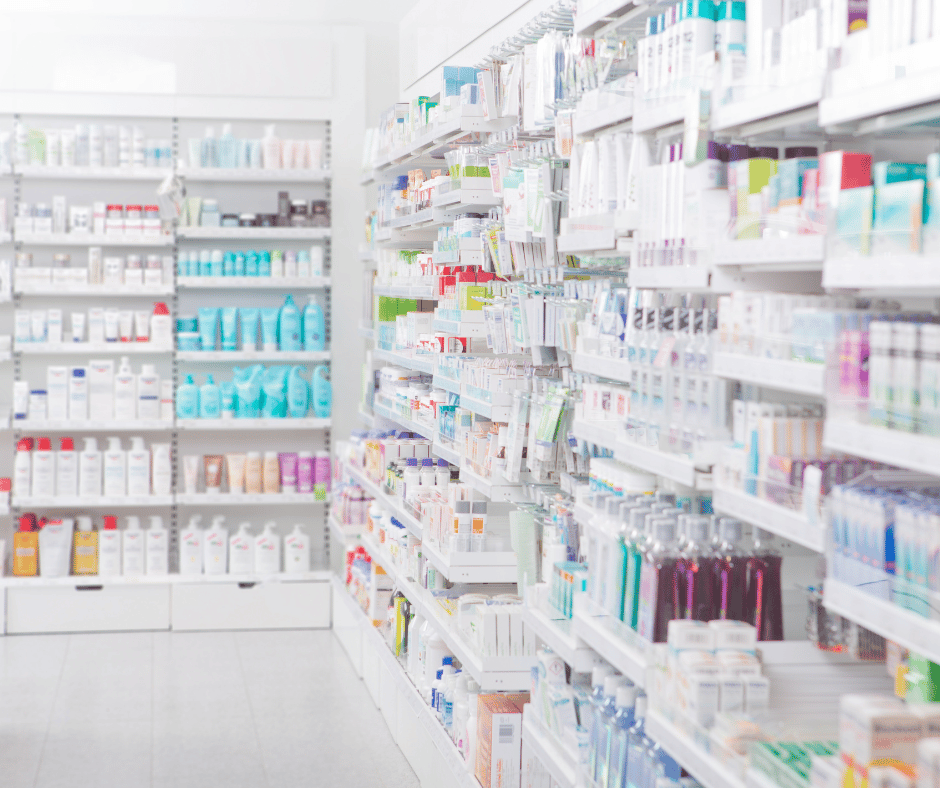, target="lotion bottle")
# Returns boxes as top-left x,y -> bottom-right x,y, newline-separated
151,443 -> 172,496
56,437 -> 78,497
312,365 -> 332,418
14,438 -> 32,498
254,521 -> 281,573
179,514 -> 204,574
151,302 -> 172,346
146,515 -> 168,575
122,516 -> 144,575
284,524 -> 310,573
137,364 -> 160,420
126,436 -> 151,496
98,515 -> 121,576
204,515 -> 228,575
303,296 -> 325,351
39,517 -> 73,578
31,437 -> 55,499
199,374 -> 221,419
78,437 -> 102,498
229,522 -> 254,574
73,515 -> 98,575
103,436 -> 126,498
114,356 -> 136,421
12,516 -> 38,576
261,125 -> 281,169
